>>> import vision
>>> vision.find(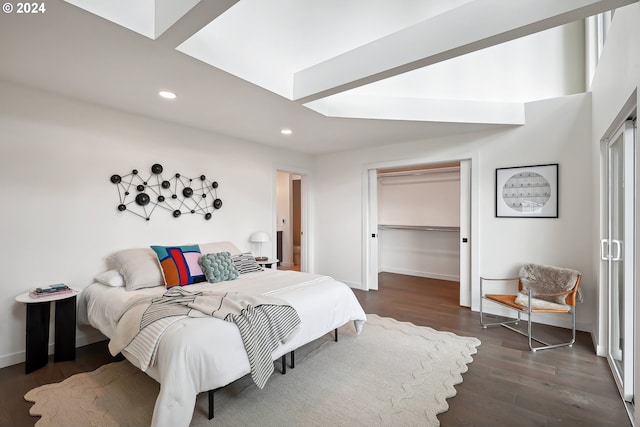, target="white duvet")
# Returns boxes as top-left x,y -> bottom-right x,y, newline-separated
78,269 -> 367,427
